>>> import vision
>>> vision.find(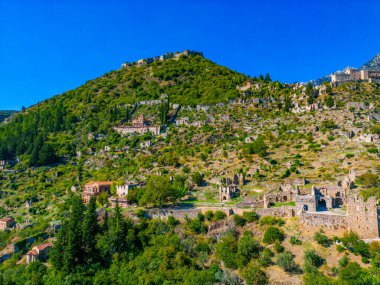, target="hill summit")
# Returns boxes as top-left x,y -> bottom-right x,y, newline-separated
312,53 -> 380,84
360,53 -> 380,70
